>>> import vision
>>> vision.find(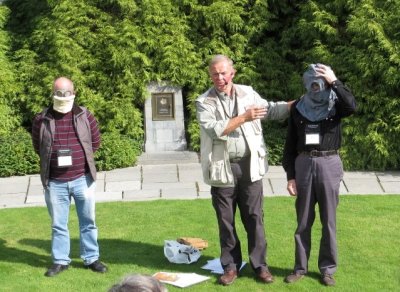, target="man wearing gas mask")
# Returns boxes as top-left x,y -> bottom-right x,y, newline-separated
283,64 -> 356,286
32,77 -> 107,277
